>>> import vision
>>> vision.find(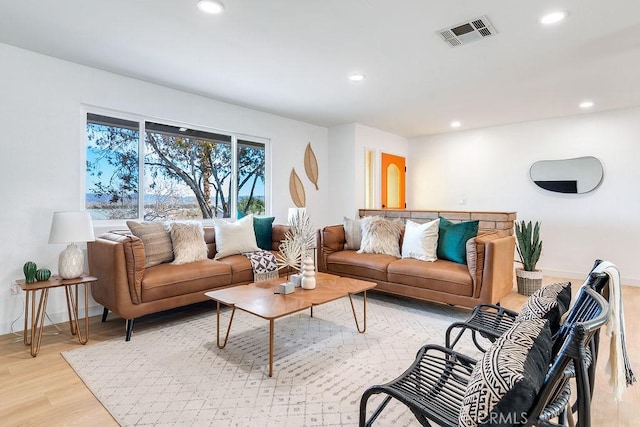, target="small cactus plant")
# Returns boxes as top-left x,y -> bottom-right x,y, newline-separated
515,221 -> 542,271
23,261 -> 38,284
36,268 -> 52,282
